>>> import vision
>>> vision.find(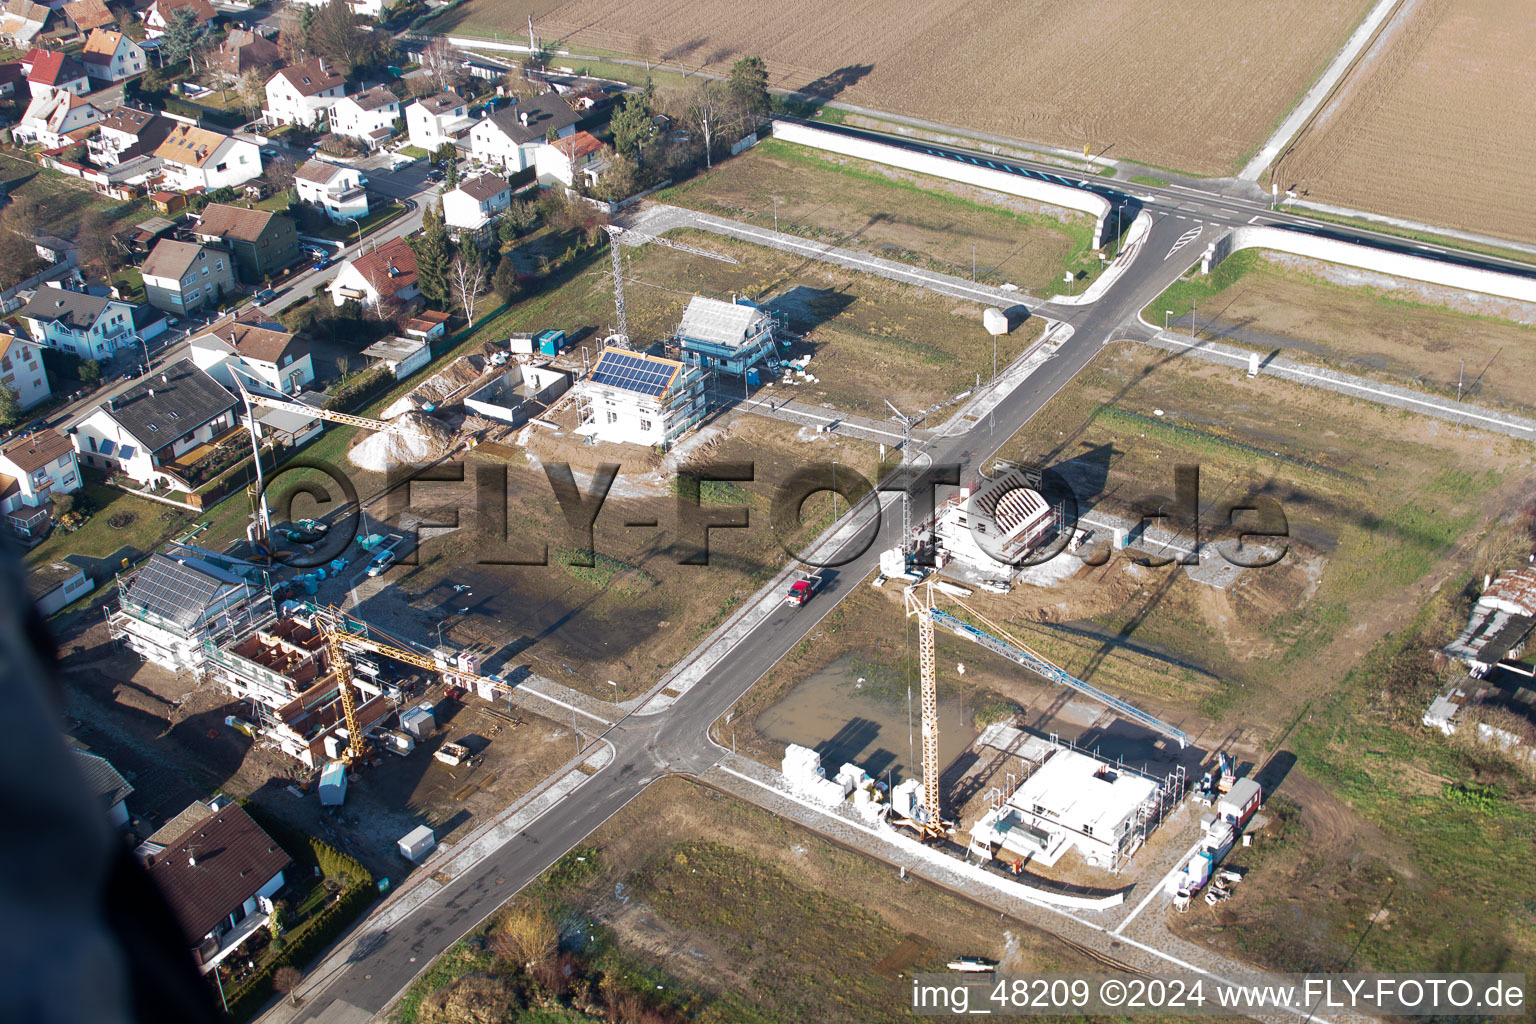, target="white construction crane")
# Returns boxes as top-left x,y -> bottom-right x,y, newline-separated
603,224 -> 739,347
883,398 -> 921,561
